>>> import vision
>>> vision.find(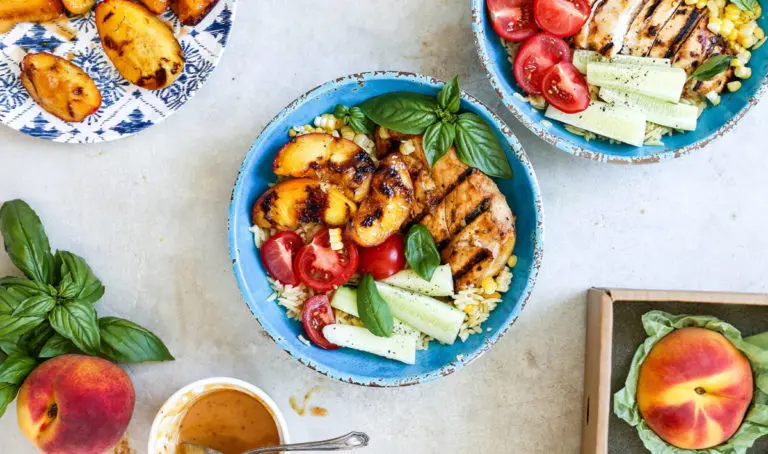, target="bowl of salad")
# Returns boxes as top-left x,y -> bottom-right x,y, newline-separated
472,0 -> 768,163
229,71 -> 543,386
